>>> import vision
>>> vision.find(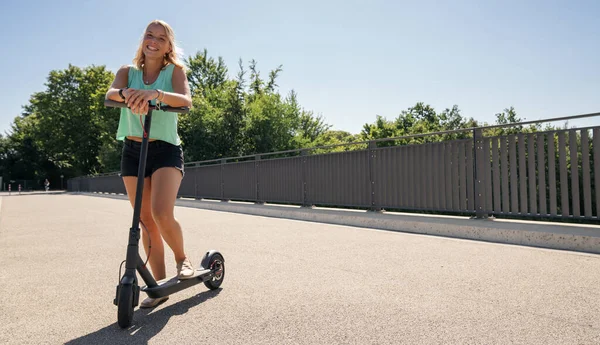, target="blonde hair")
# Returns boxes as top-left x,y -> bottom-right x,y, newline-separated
133,19 -> 184,70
